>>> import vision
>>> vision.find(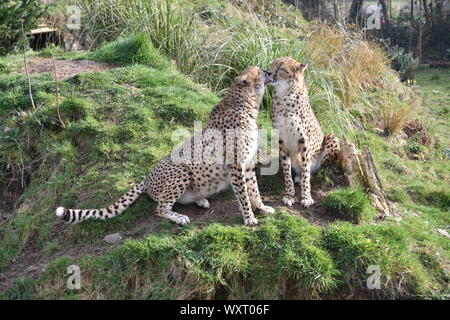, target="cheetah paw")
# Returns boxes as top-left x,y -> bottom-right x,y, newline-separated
244,217 -> 258,226
283,196 -> 295,207
171,214 -> 190,225
300,198 -> 314,208
195,198 -> 210,209
258,205 -> 275,214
